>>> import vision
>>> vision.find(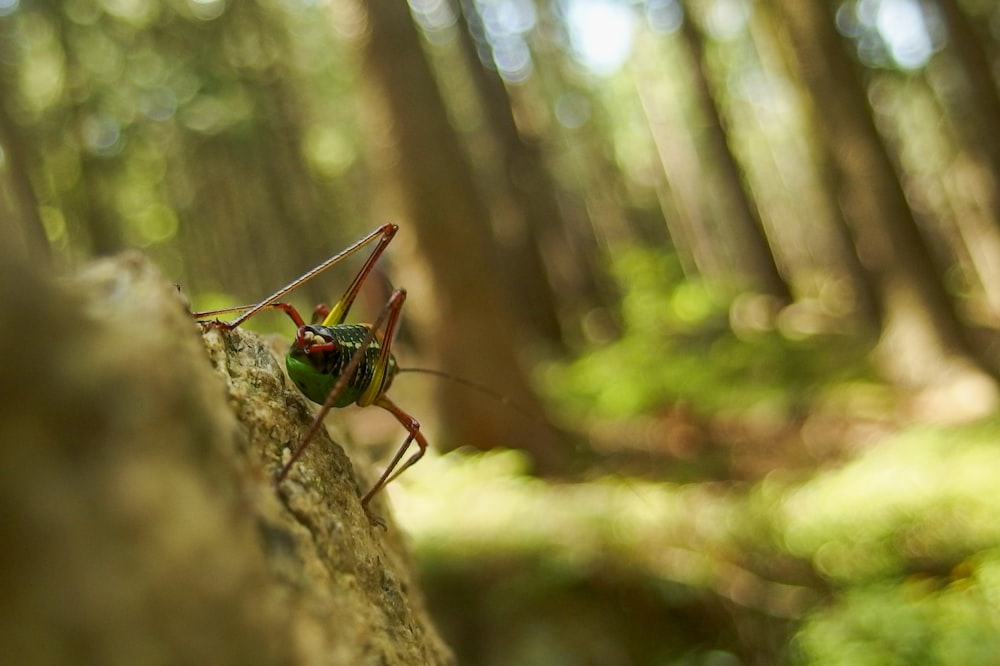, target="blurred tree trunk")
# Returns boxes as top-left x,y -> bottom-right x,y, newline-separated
342,0 -> 569,470
77,158 -> 122,255
507,7 -> 627,340
0,77 -> 49,263
51,10 -> 122,257
174,2 -> 337,304
935,0 -> 1000,193
811,150 -> 883,328
634,73 -> 707,279
184,137 -> 268,296
931,0 -> 1000,317
678,0 -> 792,303
773,0 -> 995,400
752,4 -> 880,326
182,130 -> 324,304
633,33 -> 719,281
448,0 -> 567,351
